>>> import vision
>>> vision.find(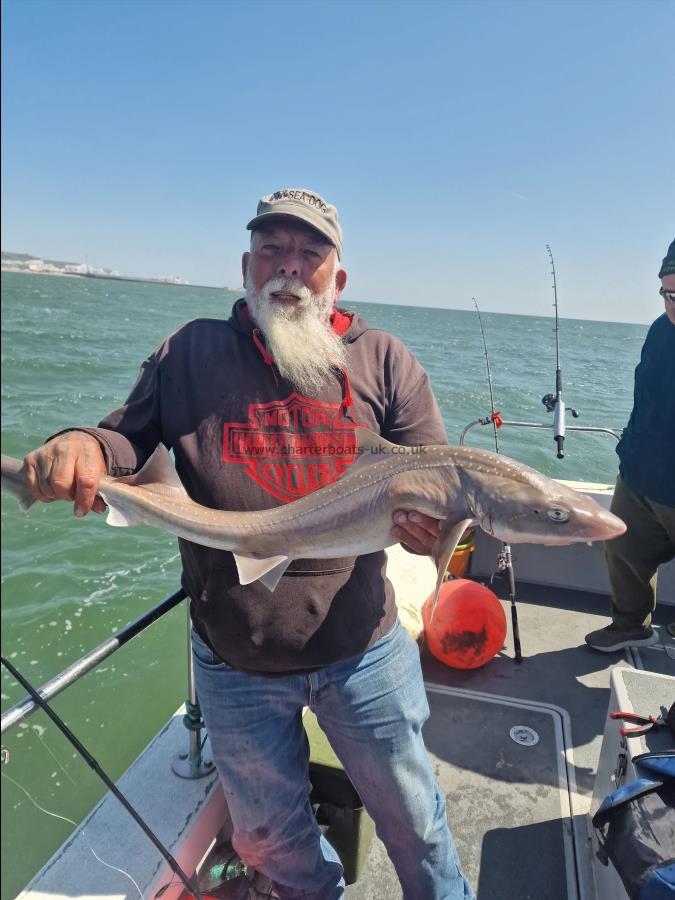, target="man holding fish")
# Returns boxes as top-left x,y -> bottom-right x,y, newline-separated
16,190 -> 476,898
3,189 -> 628,898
